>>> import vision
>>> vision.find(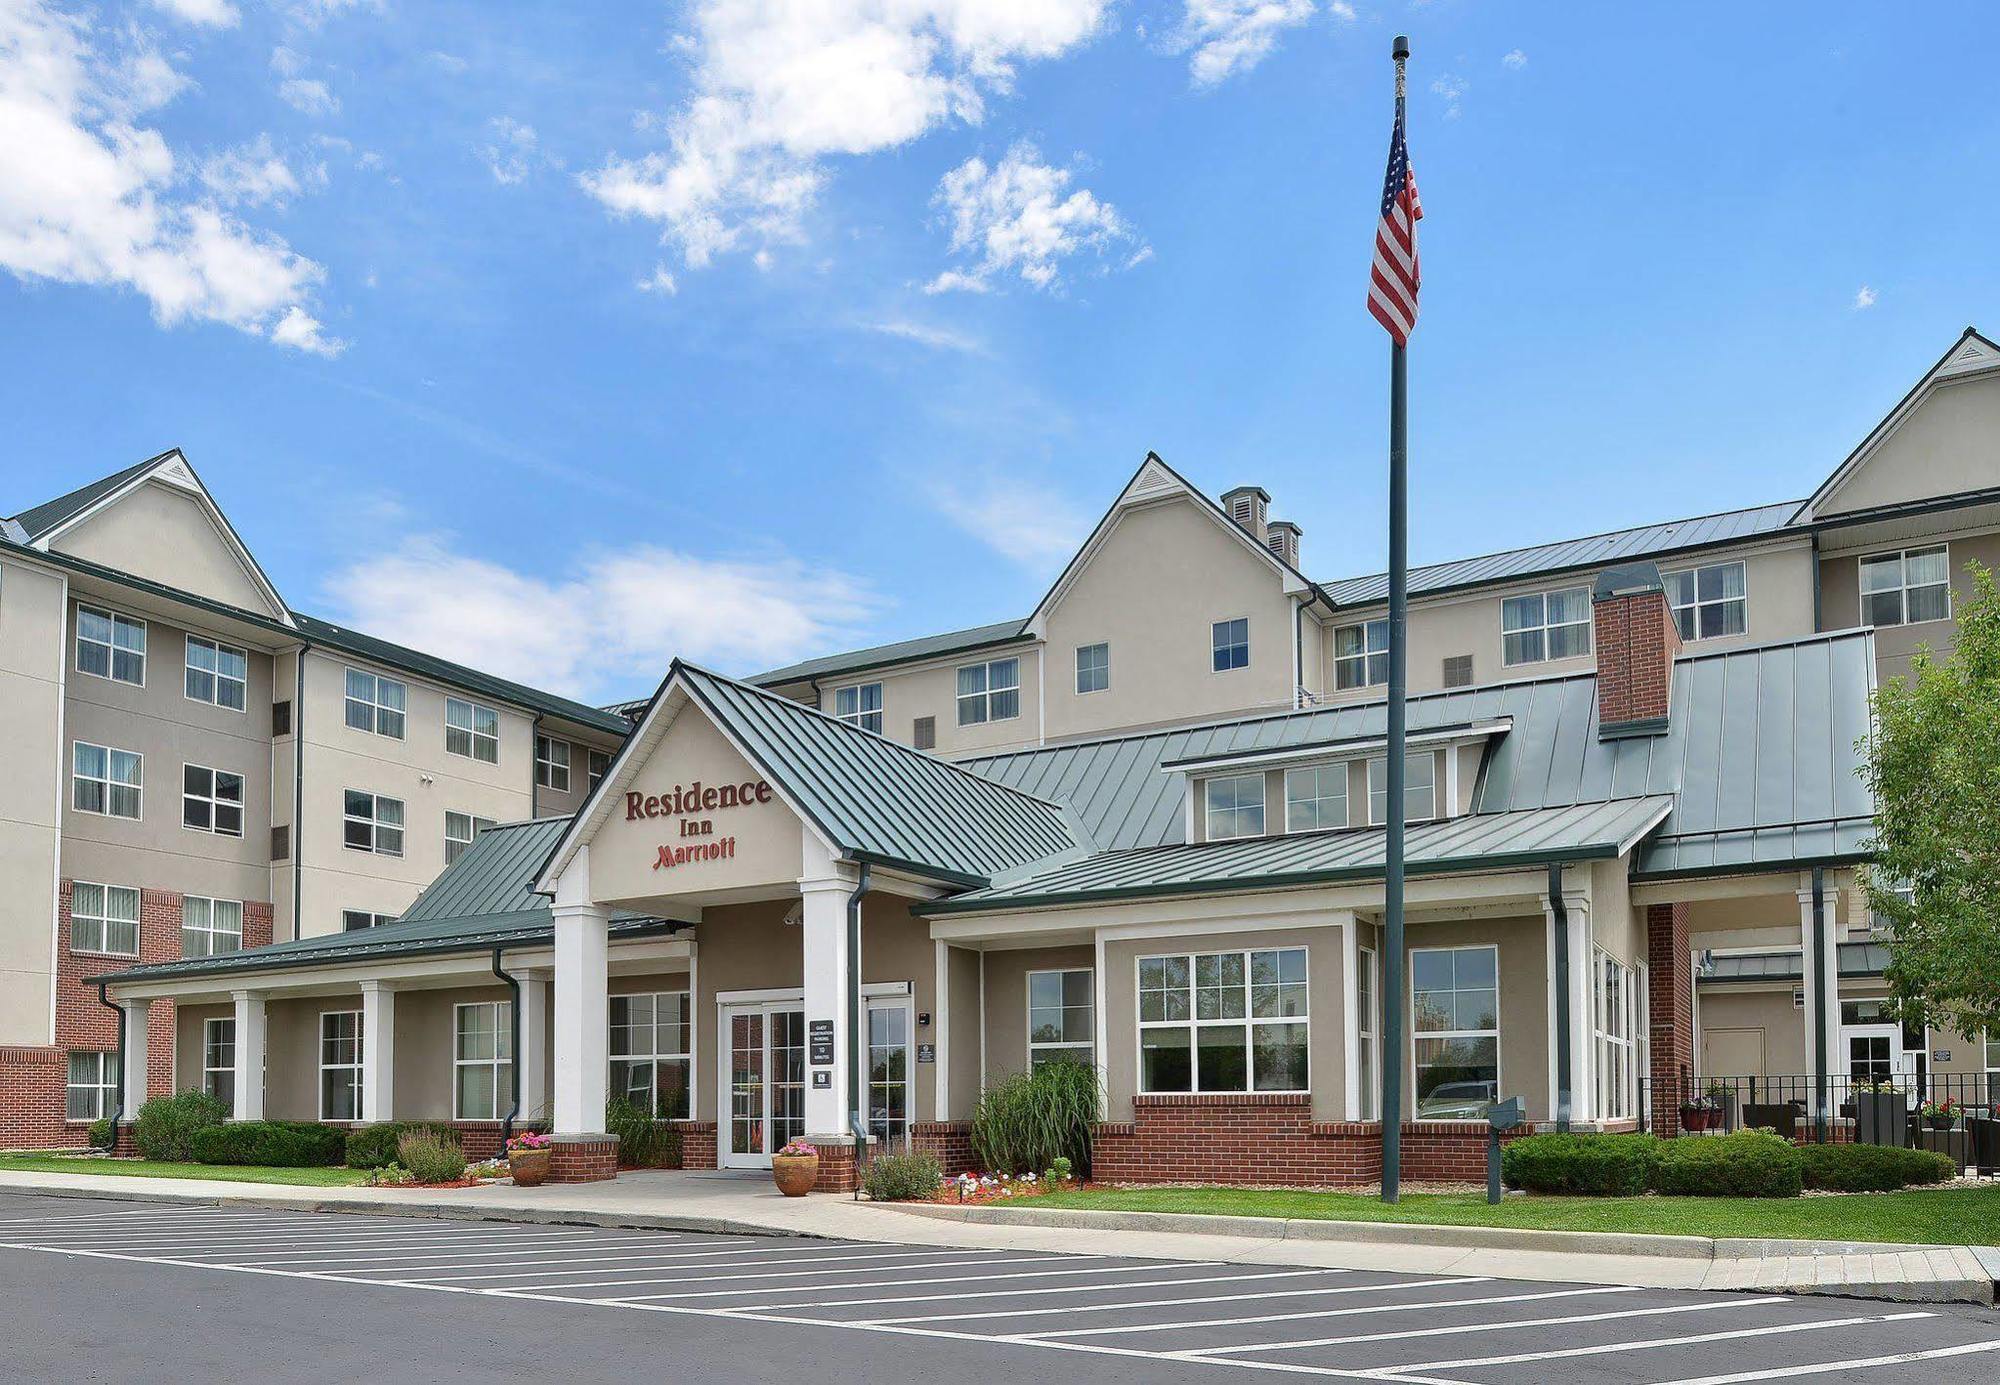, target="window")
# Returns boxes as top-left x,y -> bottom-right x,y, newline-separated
445,697 -> 499,762
182,765 -> 244,836
1204,773 -> 1266,840
66,1051 -> 118,1122
319,1011 -> 363,1121
1075,643 -> 1109,695
1859,546 -> 1950,627
185,636 -> 248,710
588,749 -> 612,791
73,742 -> 141,819
1412,945 -> 1499,1120
76,605 -> 145,685
1357,946 -> 1379,1121
1334,619 -> 1388,690
535,735 -> 571,791
1028,969 -> 1094,1067
343,790 -> 404,856
1284,764 -> 1348,832
1664,561 -> 1747,642
1211,617 -> 1250,672
1367,752 -> 1436,824
956,658 -> 1020,726
454,1002 -> 514,1120
181,896 -> 243,958
445,812 -> 495,865
342,909 -> 395,932
70,882 -> 138,956
343,669 -> 406,738
1501,588 -> 1590,666
1138,947 -> 1308,1094
609,992 -> 691,1119
204,1018 -> 236,1107
1987,1033 -> 2000,1108
1594,949 -> 1636,1122
834,683 -> 883,734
